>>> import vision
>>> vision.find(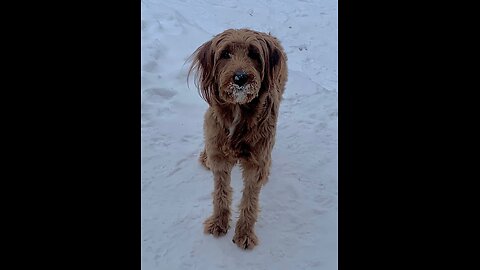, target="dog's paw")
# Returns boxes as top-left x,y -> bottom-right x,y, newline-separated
204,216 -> 229,237
232,229 -> 258,250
